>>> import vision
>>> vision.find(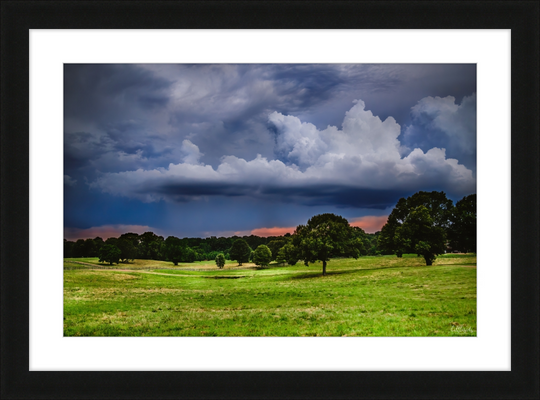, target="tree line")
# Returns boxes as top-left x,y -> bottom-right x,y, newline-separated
64,230 -> 380,265
65,226 -> 379,266
64,191 -> 476,274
